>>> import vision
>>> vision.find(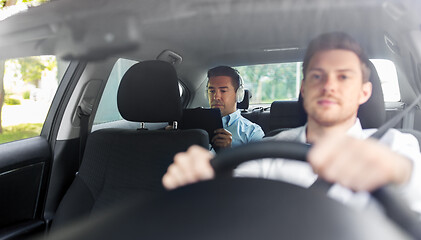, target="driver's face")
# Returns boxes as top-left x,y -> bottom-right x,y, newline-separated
300,49 -> 372,127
